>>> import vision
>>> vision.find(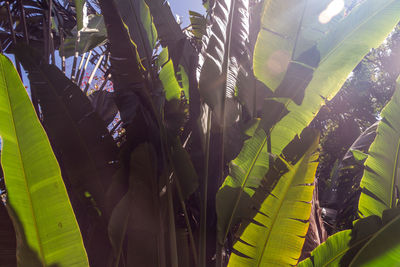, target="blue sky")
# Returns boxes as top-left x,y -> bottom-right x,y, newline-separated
168,0 -> 205,26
